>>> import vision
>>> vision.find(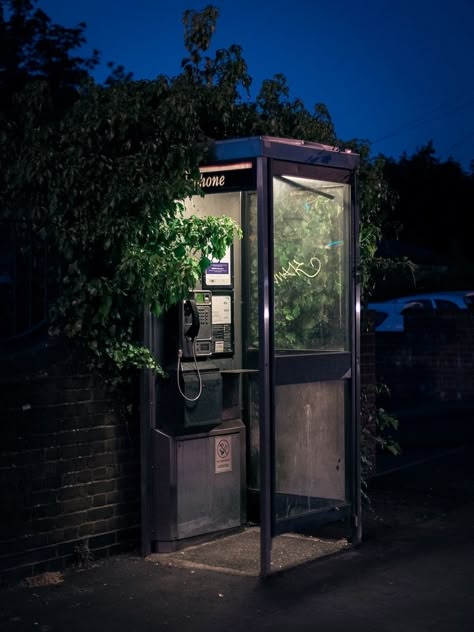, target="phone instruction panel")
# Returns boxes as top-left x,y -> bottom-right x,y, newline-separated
212,294 -> 233,355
